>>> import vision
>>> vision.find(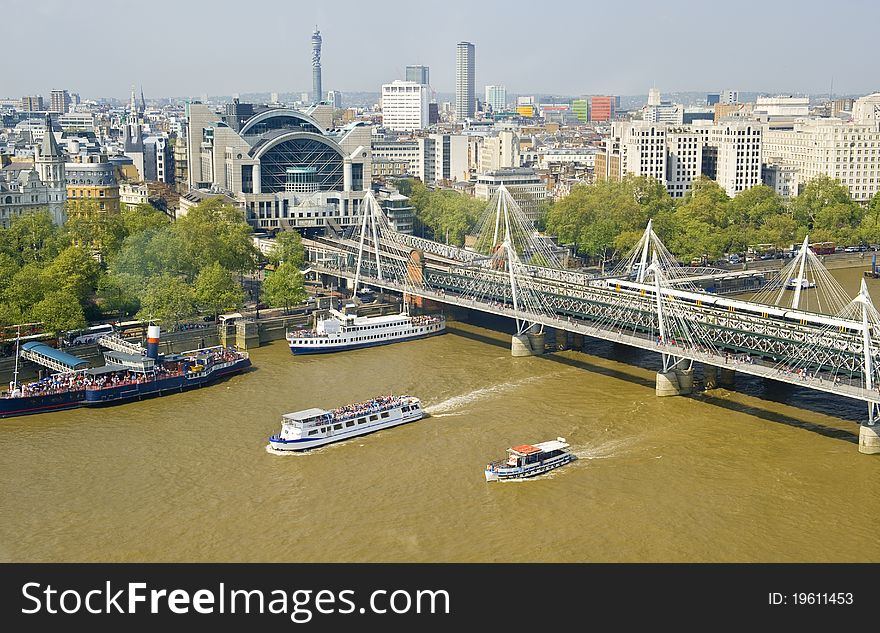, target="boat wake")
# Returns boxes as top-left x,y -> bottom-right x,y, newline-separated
425,375 -> 555,417
570,437 -> 636,461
